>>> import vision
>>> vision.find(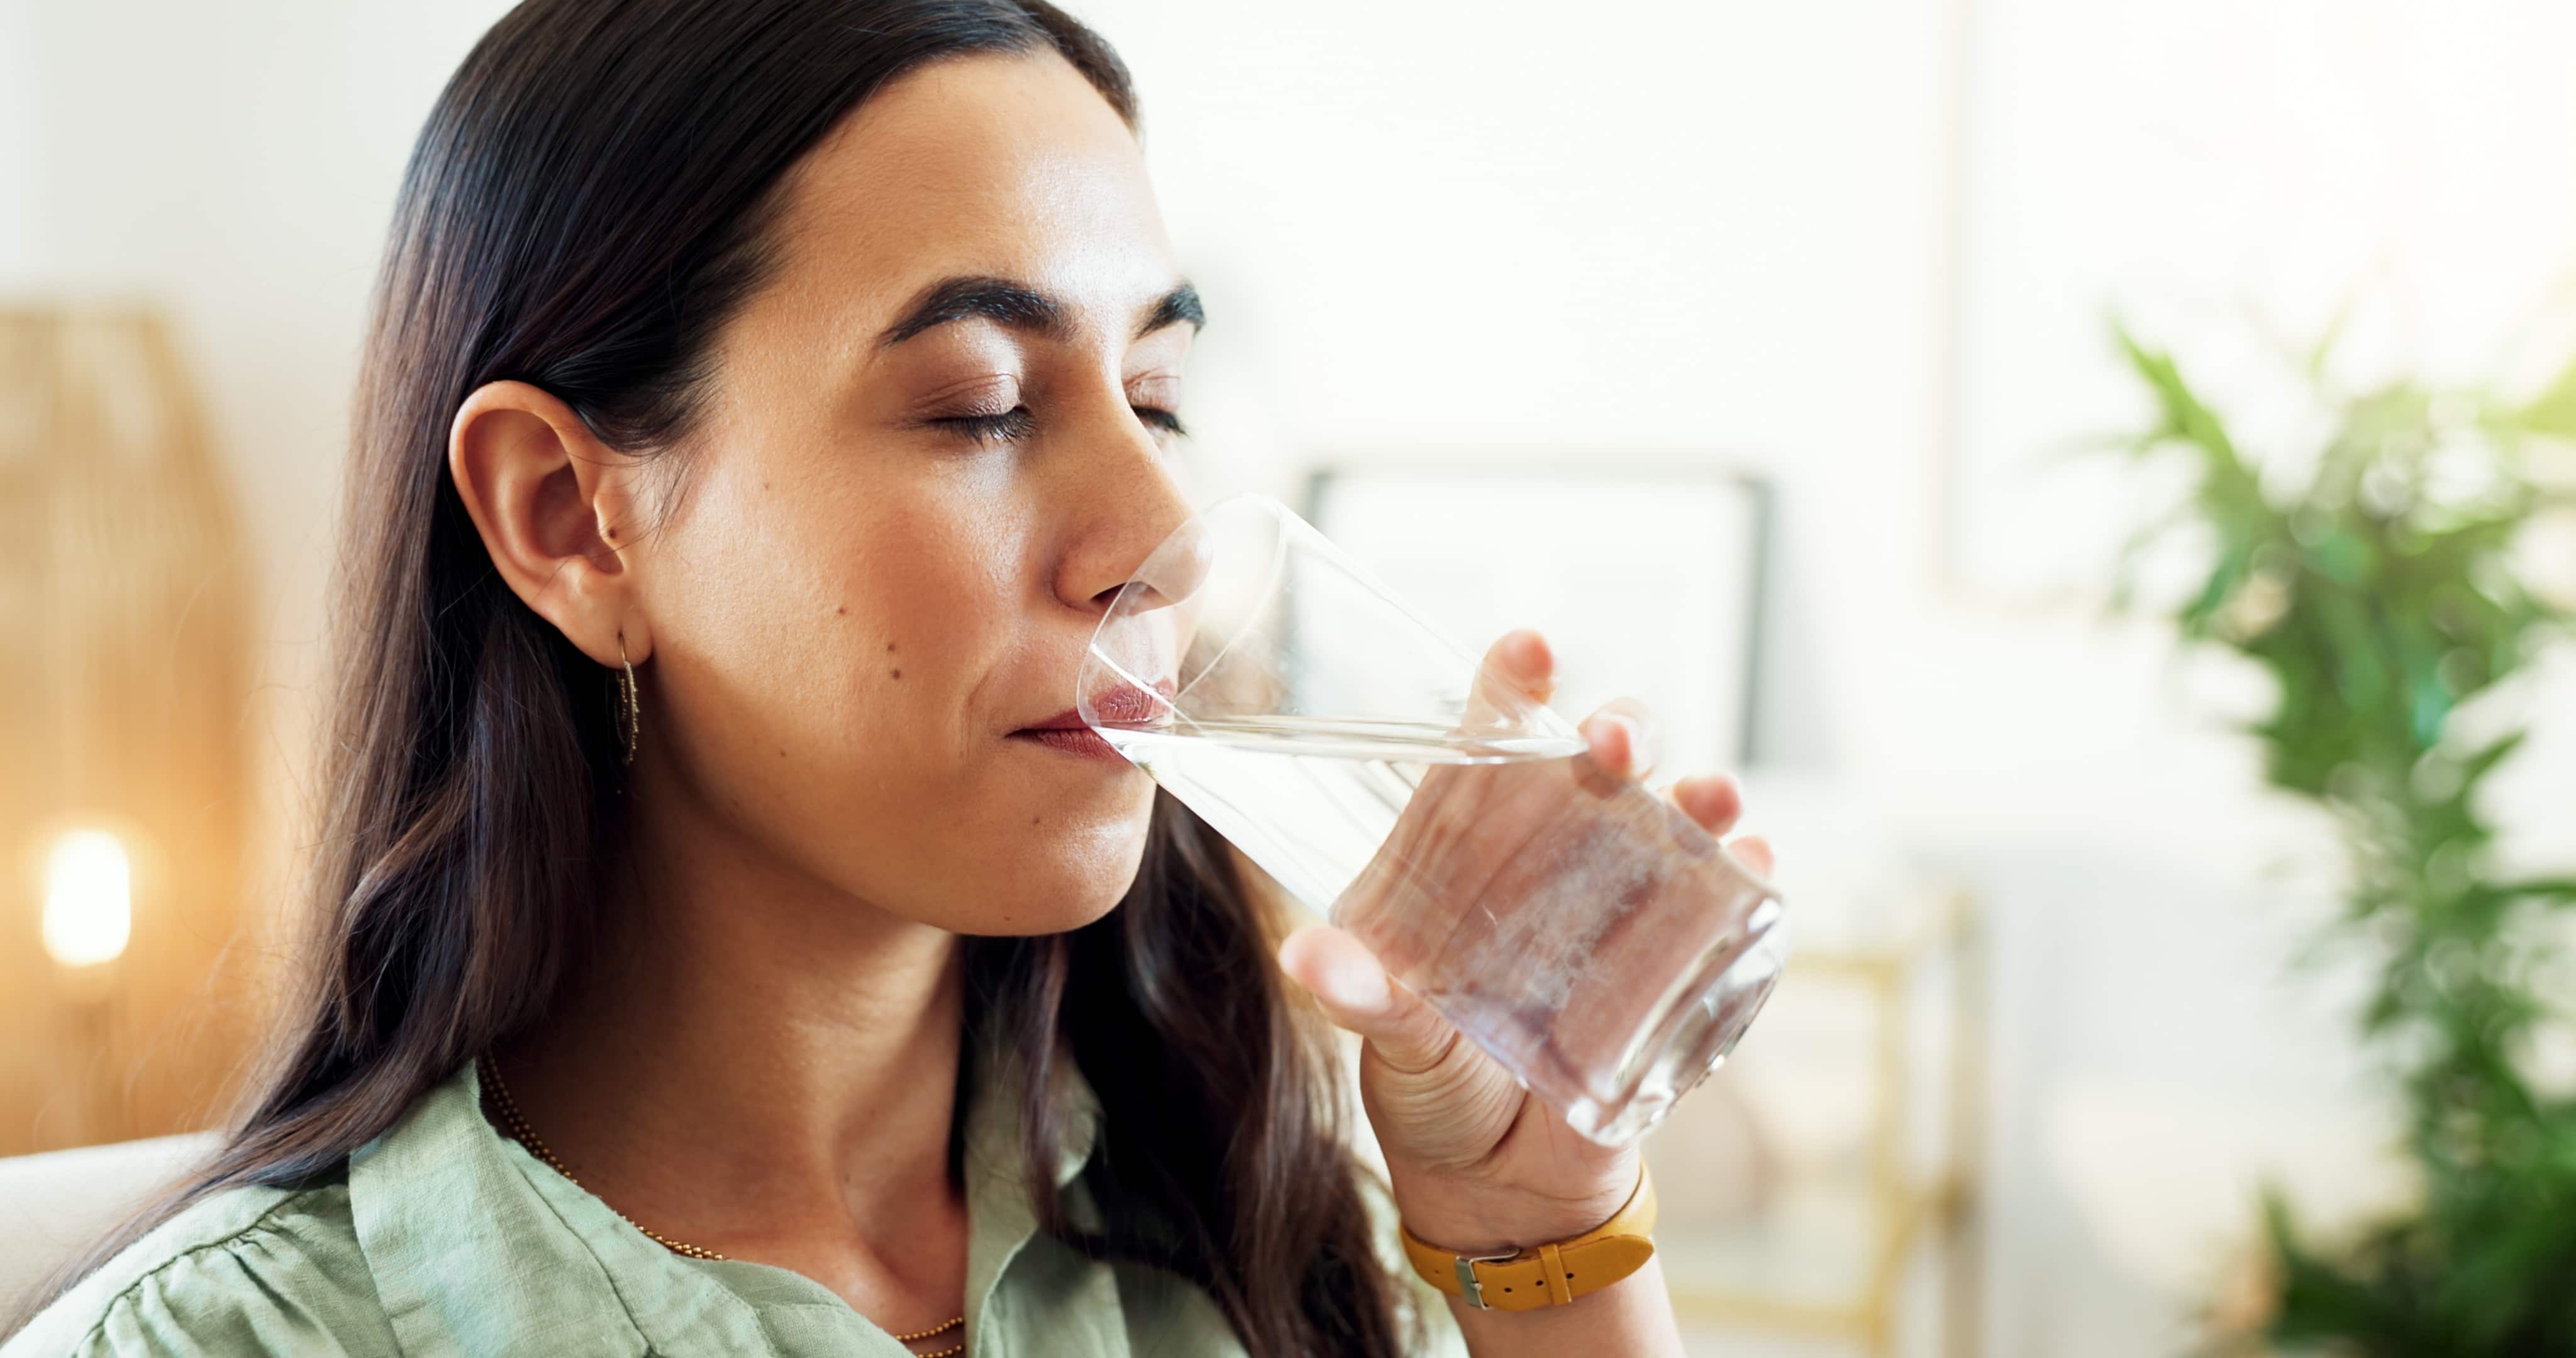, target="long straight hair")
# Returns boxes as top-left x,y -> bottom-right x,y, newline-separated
8,3 -> 1413,1354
